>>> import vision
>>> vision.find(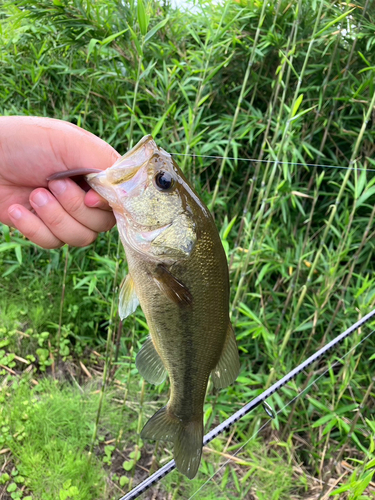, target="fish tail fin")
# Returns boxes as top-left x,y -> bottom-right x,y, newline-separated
141,406 -> 203,479
174,419 -> 203,479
